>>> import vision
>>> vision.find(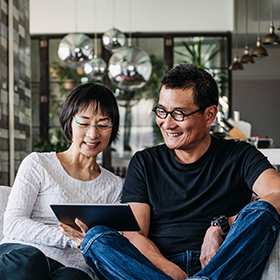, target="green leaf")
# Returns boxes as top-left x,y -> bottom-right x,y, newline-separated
207,49 -> 221,62
182,41 -> 195,58
174,50 -> 193,60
